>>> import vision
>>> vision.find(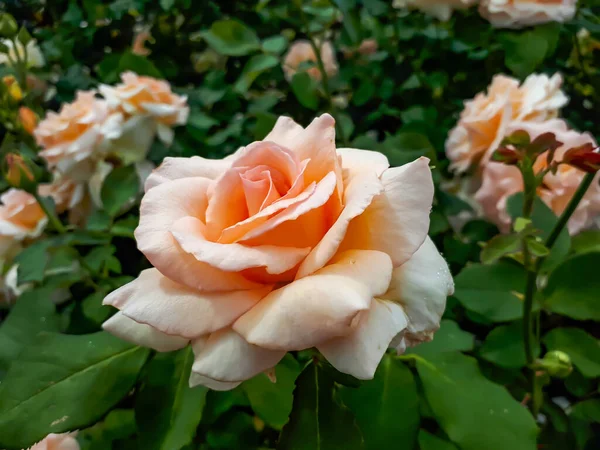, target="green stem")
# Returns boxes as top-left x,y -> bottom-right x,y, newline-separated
9,36 -> 28,94
34,193 -> 66,233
